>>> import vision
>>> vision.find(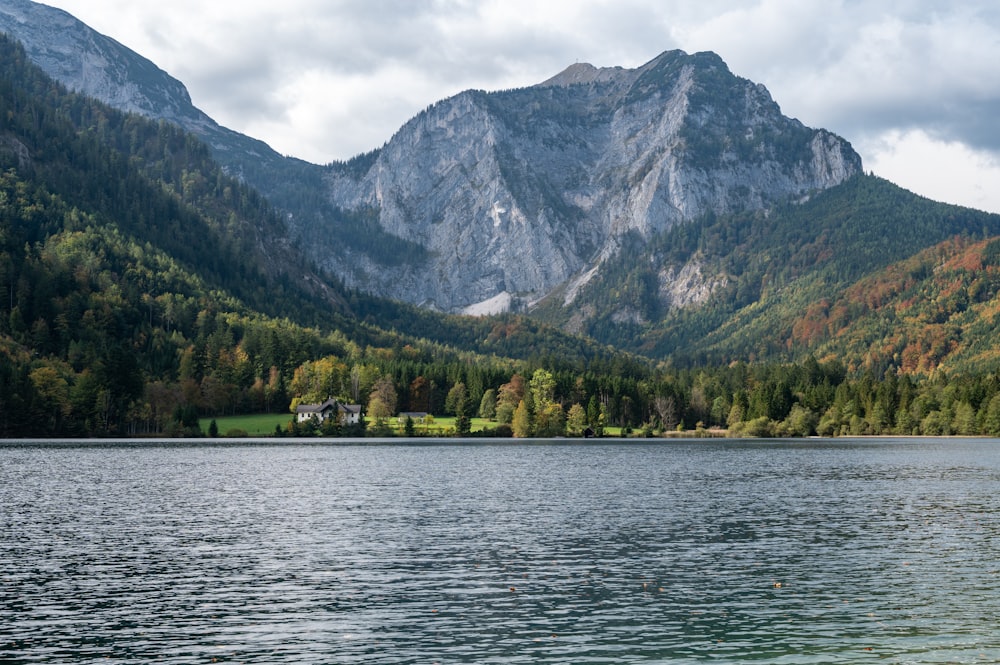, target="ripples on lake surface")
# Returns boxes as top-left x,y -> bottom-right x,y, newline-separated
2,438 -> 999,663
